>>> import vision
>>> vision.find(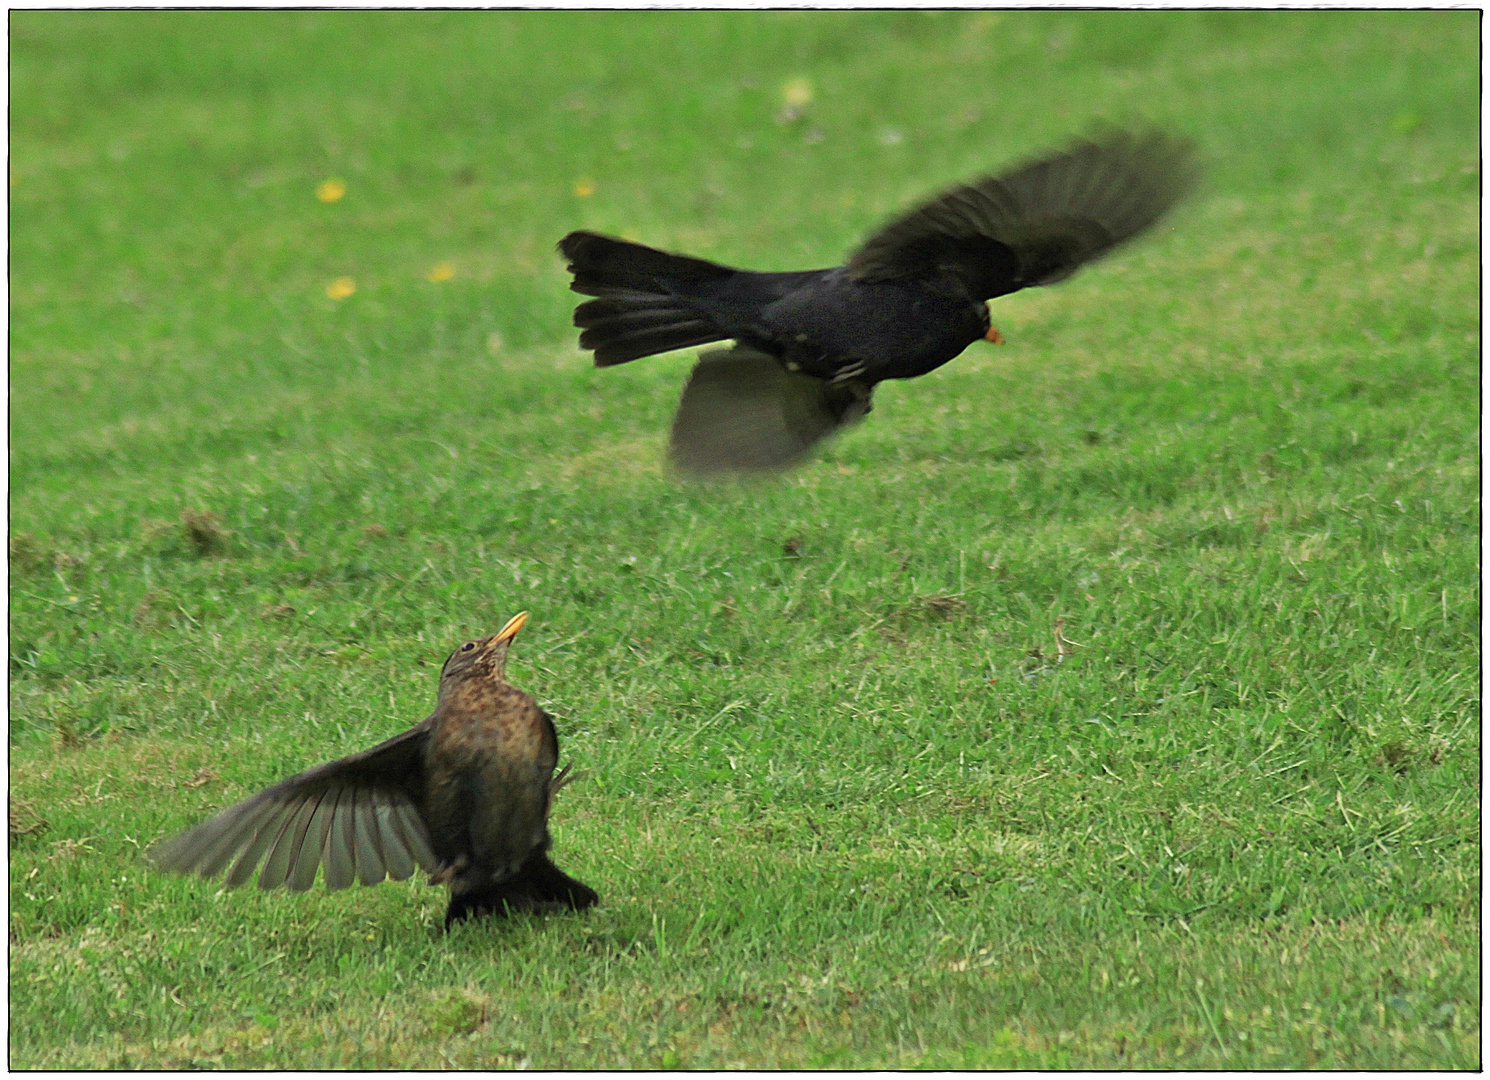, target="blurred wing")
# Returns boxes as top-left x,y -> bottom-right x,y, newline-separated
668,346 -> 871,477
150,726 -> 439,893
846,129 -> 1199,298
